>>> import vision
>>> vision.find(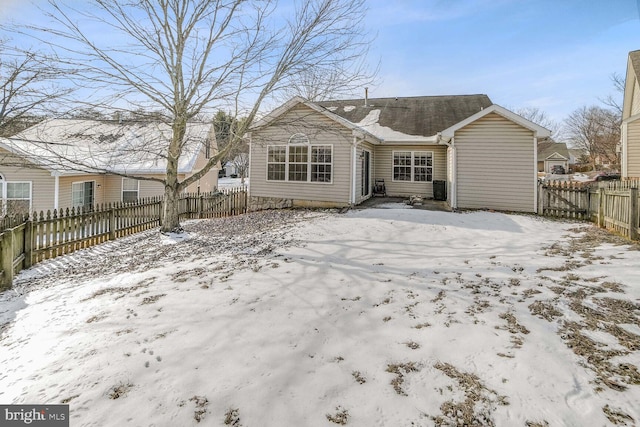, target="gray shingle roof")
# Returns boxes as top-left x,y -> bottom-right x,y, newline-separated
537,140 -> 569,159
317,94 -> 493,137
